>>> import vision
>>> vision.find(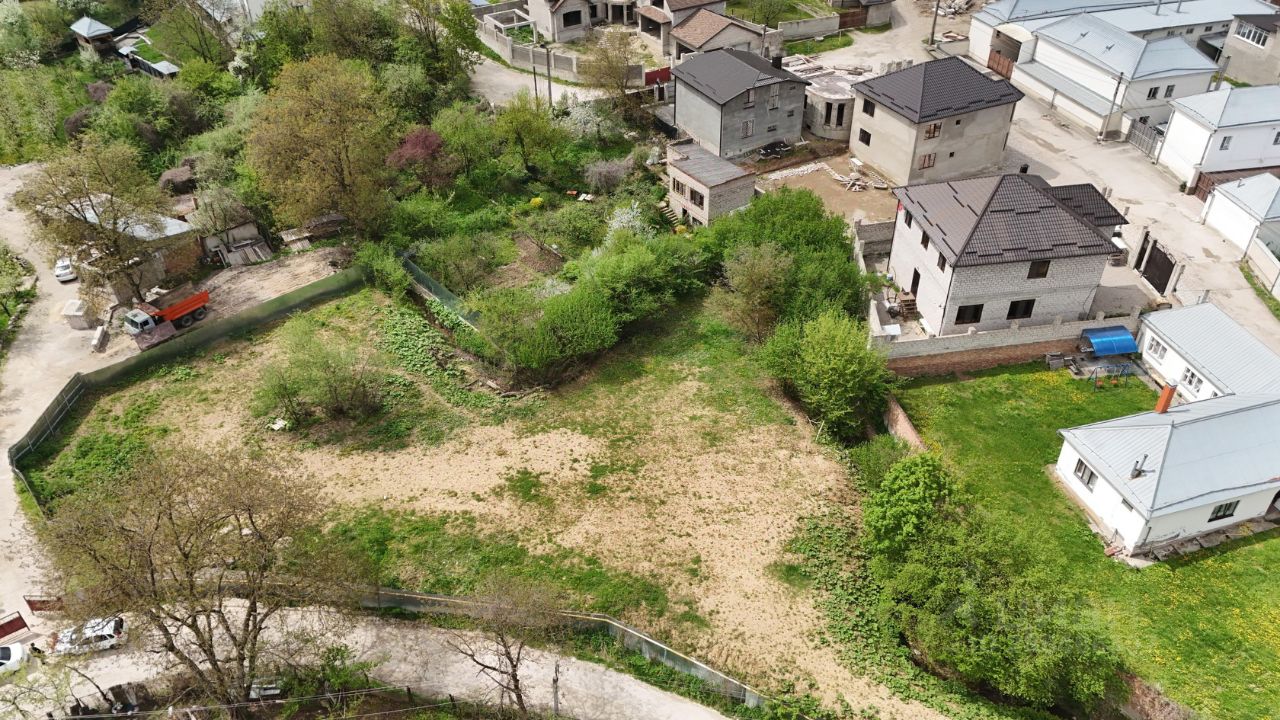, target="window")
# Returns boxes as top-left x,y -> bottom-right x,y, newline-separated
1180,367 -> 1204,392
1220,135 -> 1232,150
766,124 -> 777,132
918,153 -> 936,169
936,252 -> 946,271
741,120 -> 754,138
1146,86 -> 1159,100
824,102 -> 833,125
768,84 -> 780,109
862,99 -> 875,116
1073,458 -> 1097,490
948,151 -> 955,157
1209,501 -> 1239,522
589,3 -> 597,17
563,9 -> 582,26
1164,84 -> 1175,98
904,210 -> 913,228
925,122 -> 942,139
1185,28 -> 1193,35
955,303 -> 983,324
689,189 -> 705,209
1028,259 -> 1050,278
835,103 -> 845,127
1235,20 -> 1271,47
1006,299 -> 1035,320
745,88 -> 755,106
787,109 -> 795,118
1204,25 -> 1212,31
1138,115 -> 1150,125
954,119 -> 961,126
858,129 -> 871,146
920,232 -> 929,250
1146,337 -> 1167,359
672,178 -> 686,195
1273,130 -> 1280,145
